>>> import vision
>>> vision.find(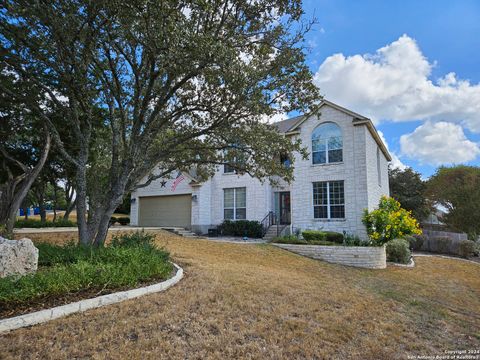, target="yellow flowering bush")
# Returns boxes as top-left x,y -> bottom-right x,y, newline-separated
362,196 -> 422,245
